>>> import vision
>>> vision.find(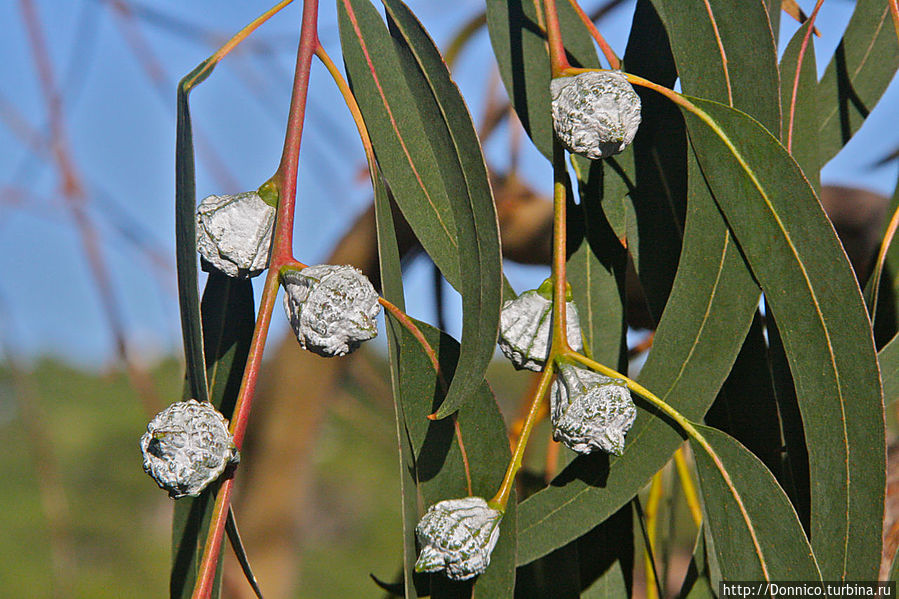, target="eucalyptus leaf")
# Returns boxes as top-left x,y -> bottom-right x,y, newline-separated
381,0 -> 503,419
682,96 -> 884,580
779,18 -> 821,192
817,3 -> 899,164
339,0 -> 502,420
691,425 -> 820,581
